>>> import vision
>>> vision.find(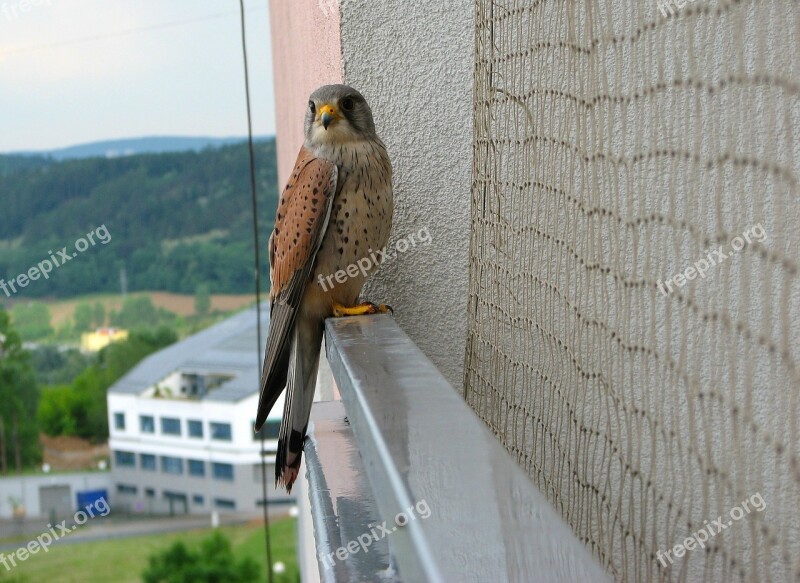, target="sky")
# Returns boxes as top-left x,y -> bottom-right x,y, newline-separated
0,0 -> 275,153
